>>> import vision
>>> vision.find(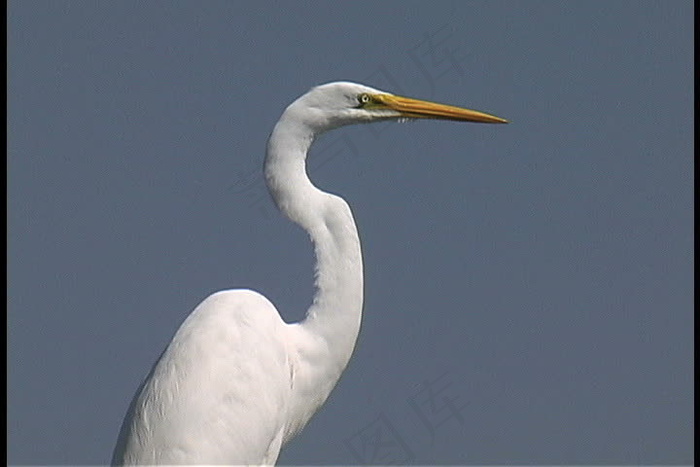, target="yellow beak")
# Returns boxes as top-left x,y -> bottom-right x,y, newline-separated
372,93 -> 508,124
